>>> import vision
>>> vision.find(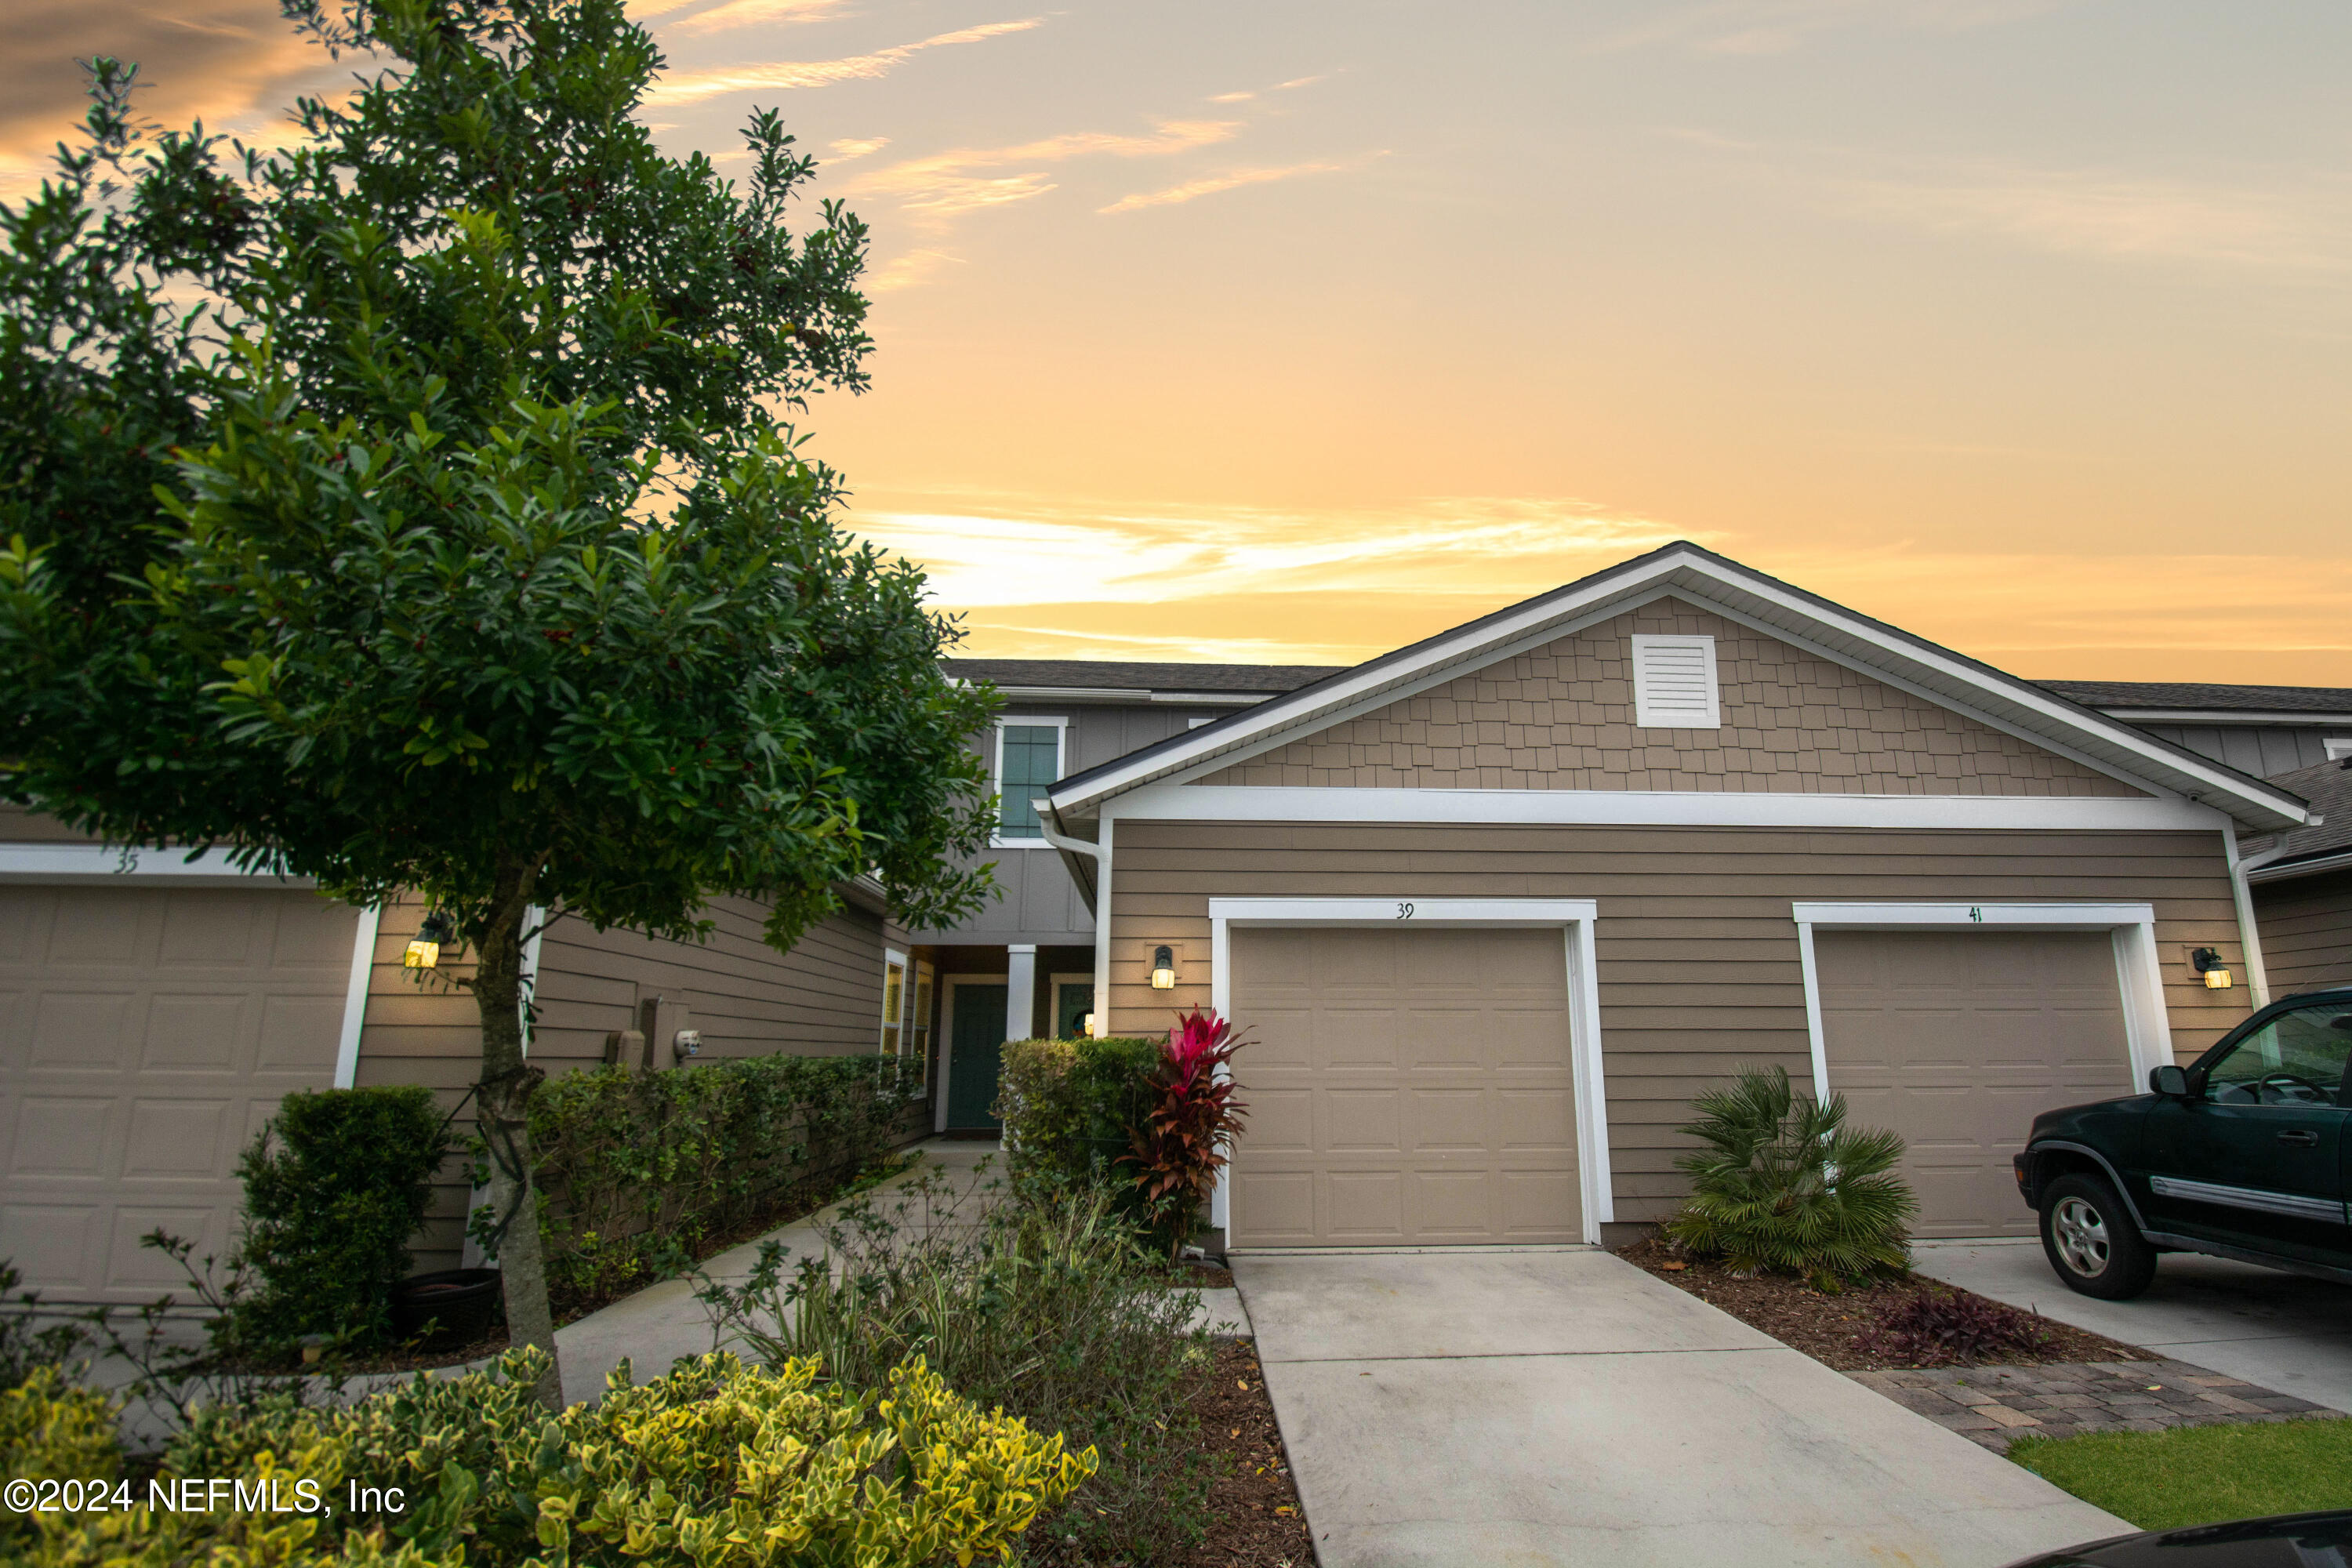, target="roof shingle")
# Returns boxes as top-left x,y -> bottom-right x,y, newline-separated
2038,681 -> 2352,714
944,658 -> 1347,695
